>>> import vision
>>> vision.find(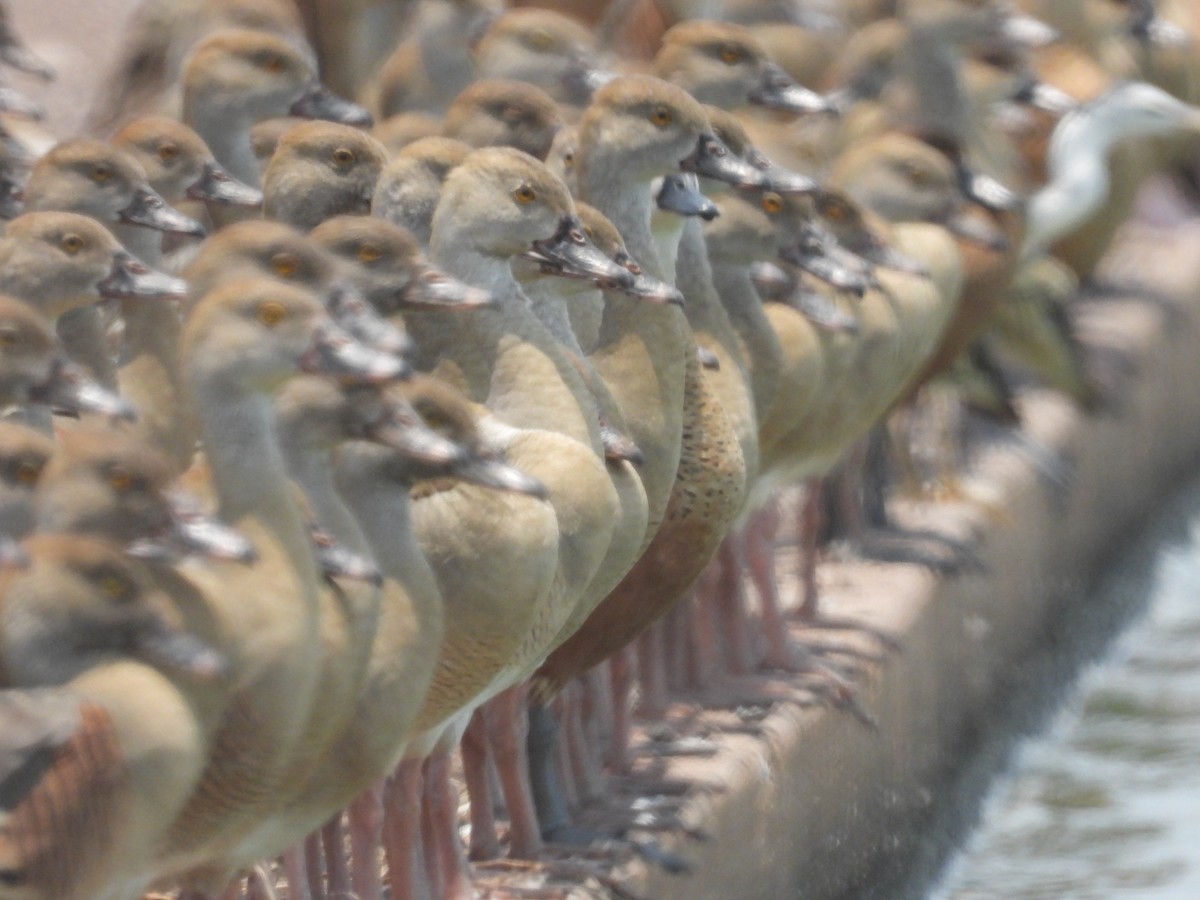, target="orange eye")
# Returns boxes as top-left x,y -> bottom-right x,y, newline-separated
650,107 -> 673,127
107,467 -> 134,493
91,166 -> 113,184
257,300 -> 287,327
271,252 -> 300,278
513,185 -> 537,204
101,573 -> 132,601
0,326 -> 19,347
157,143 -> 179,161
15,459 -> 41,485
357,243 -> 382,263
61,234 -> 84,255
261,54 -> 286,73
761,192 -> 783,214
528,29 -> 554,50
824,200 -> 848,221
719,45 -> 744,65
332,147 -> 355,167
